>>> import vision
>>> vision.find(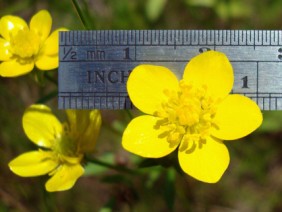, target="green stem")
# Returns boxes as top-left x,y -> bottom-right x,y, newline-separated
41,186 -> 55,212
32,69 -> 45,86
124,109 -> 134,120
85,155 -> 137,175
71,0 -> 93,29
44,72 -> 58,86
82,0 -> 96,27
164,168 -> 176,211
36,90 -> 58,104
